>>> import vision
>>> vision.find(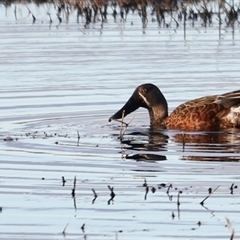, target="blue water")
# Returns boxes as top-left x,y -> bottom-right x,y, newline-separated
0,3 -> 240,239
